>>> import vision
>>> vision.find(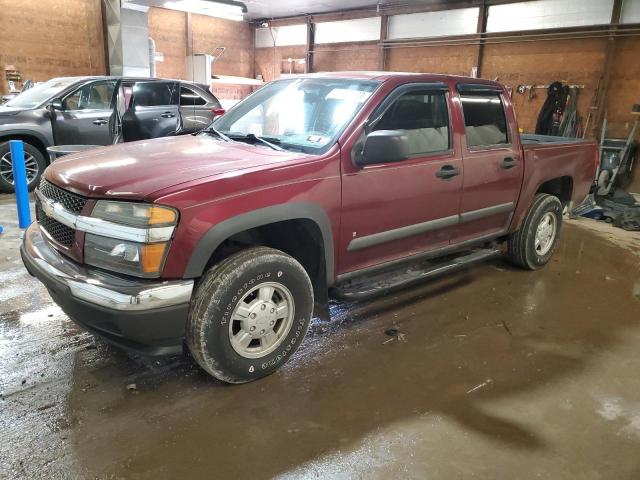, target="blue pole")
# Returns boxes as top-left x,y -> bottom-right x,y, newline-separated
10,140 -> 32,229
